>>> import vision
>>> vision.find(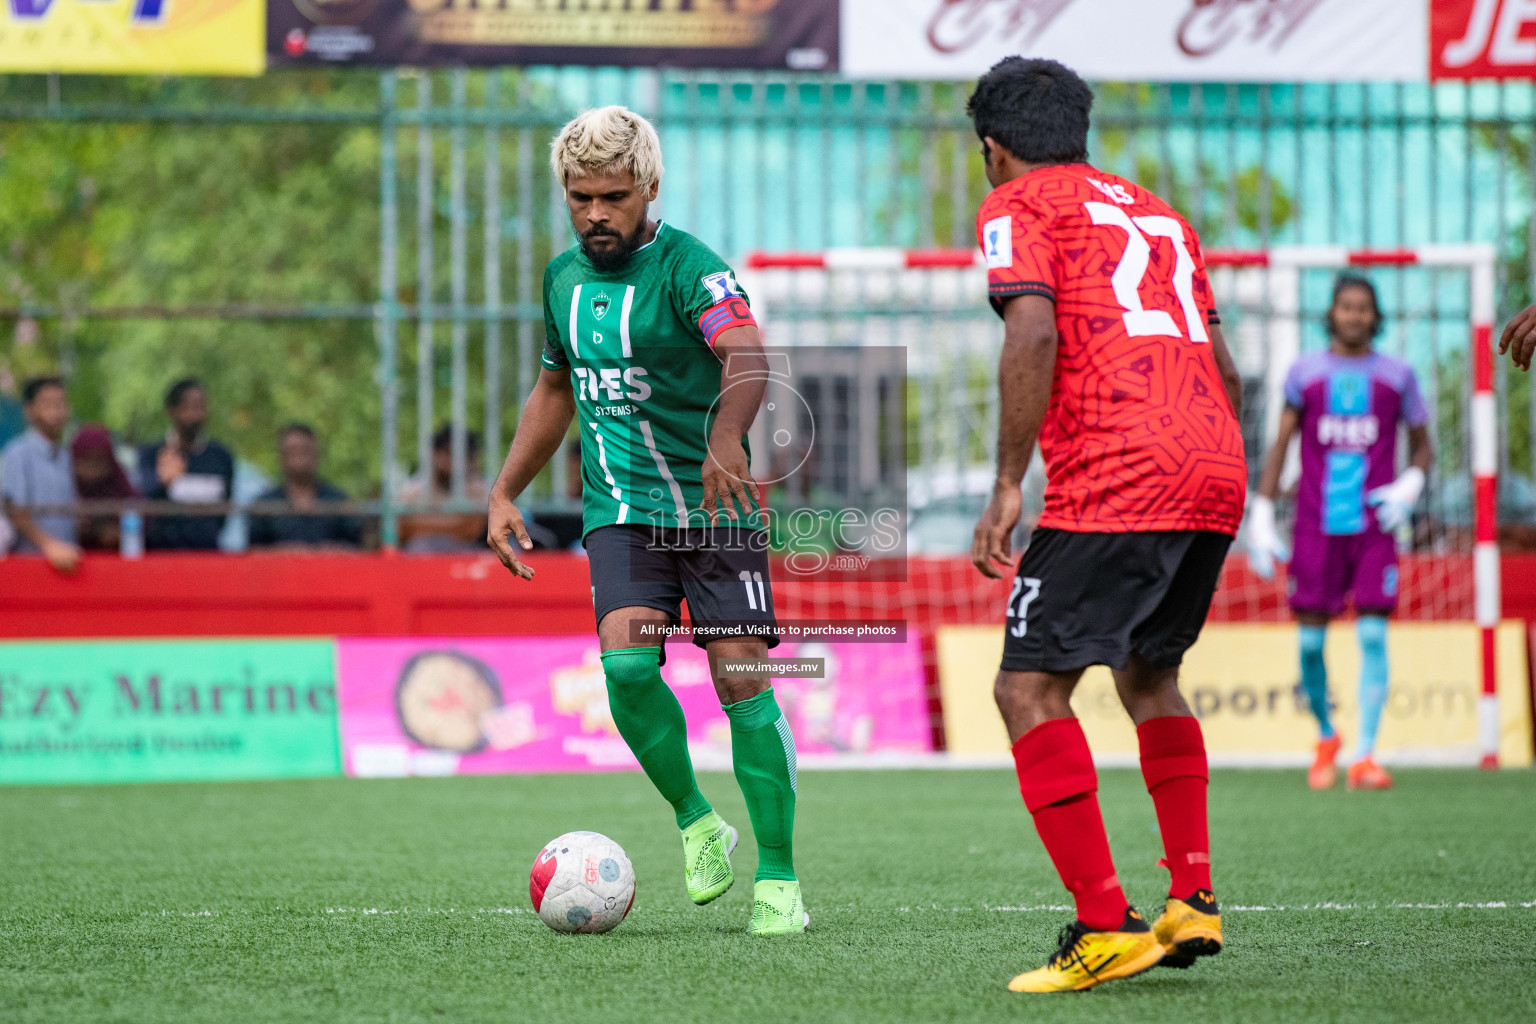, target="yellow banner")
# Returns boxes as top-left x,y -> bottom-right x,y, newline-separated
0,0 -> 263,75
938,622 -> 1533,768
